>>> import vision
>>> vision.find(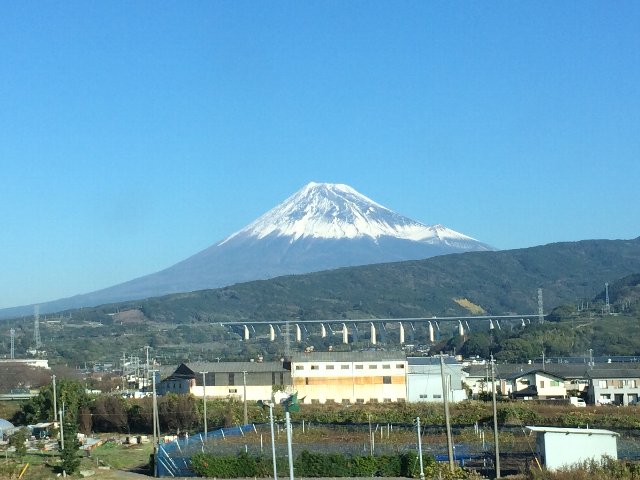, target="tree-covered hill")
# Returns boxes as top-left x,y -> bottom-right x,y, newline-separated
4,237 -> 640,365
102,237 -> 640,323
